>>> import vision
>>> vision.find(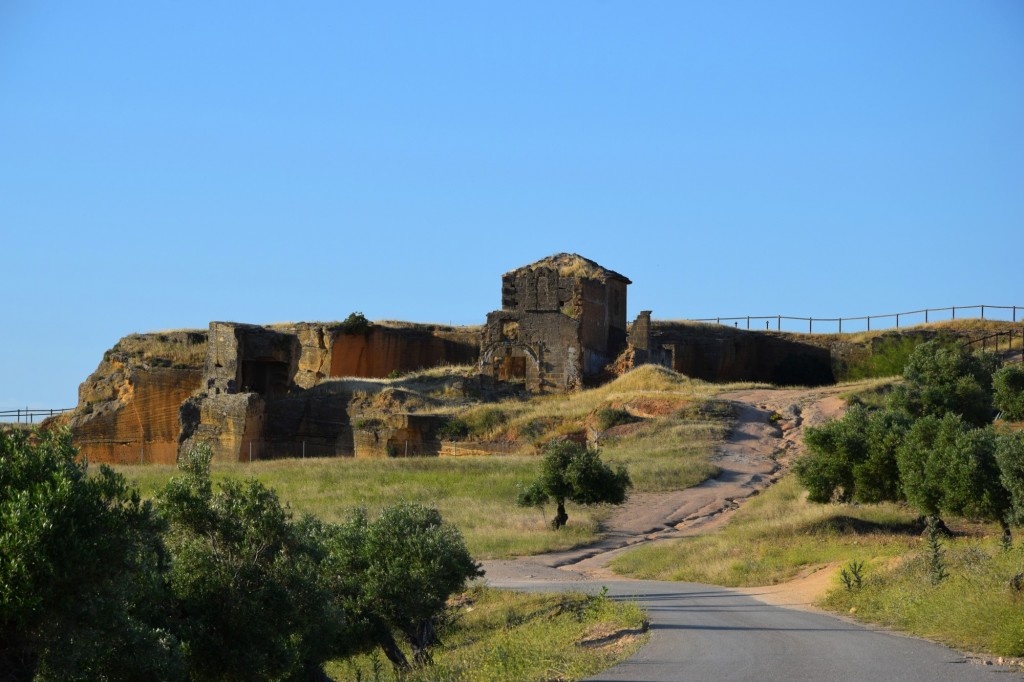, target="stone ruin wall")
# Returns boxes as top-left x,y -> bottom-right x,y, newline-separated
71,322 -> 481,464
